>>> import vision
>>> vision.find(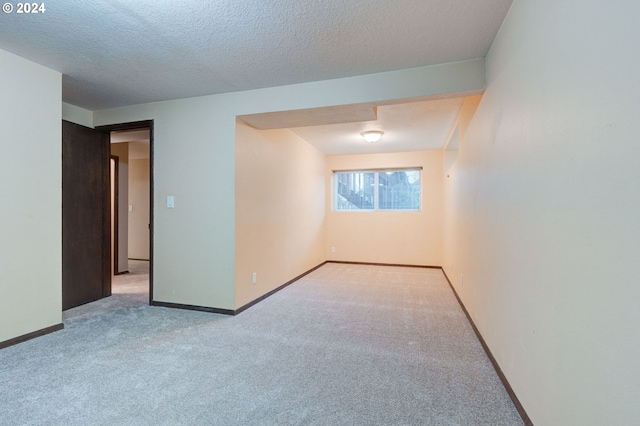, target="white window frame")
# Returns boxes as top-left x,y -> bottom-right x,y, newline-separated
332,168 -> 422,212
